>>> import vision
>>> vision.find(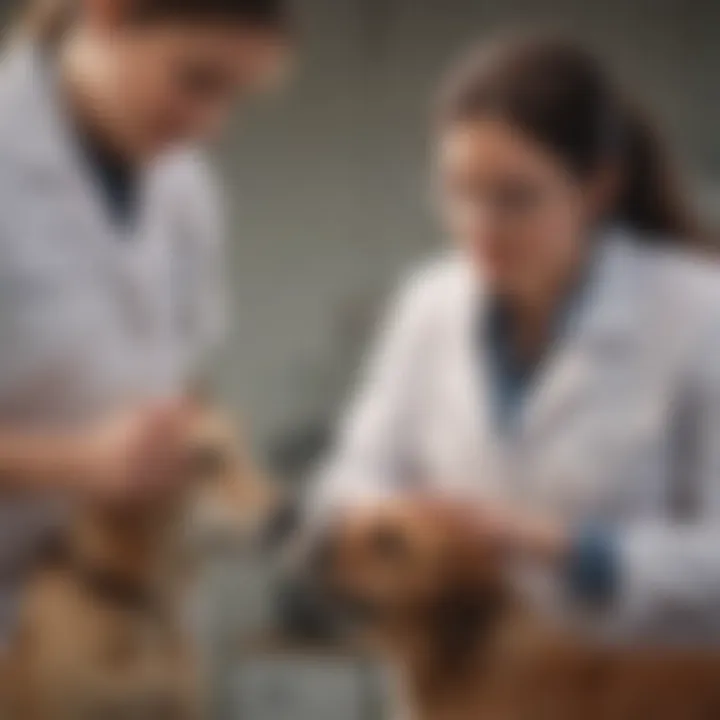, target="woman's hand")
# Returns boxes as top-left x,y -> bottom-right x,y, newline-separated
70,401 -> 199,505
492,505 -> 570,565
423,496 -> 571,565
